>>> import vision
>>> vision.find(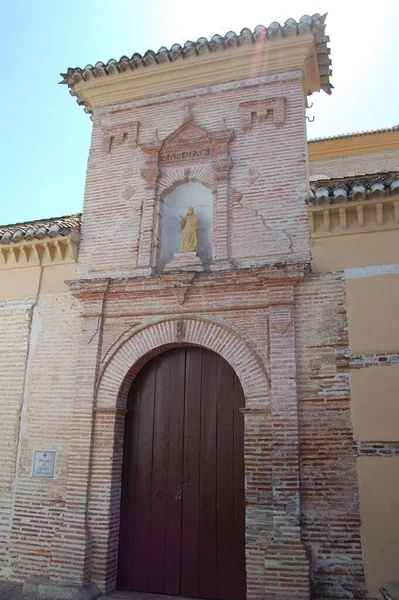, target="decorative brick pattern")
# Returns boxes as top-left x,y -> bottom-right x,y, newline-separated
101,121 -> 140,154
240,97 -> 286,131
137,120 -> 235,271
97,316 -> 270,410
49,67 -> 365,600
77,76 -> 310,279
